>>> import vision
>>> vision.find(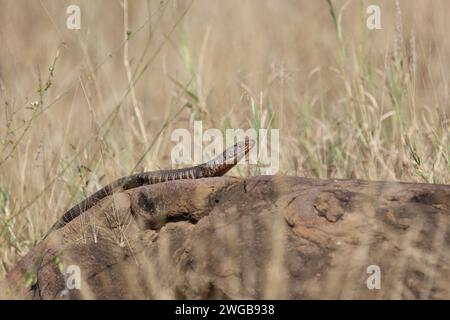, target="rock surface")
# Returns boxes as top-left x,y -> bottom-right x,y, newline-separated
1,176 -> 450,299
